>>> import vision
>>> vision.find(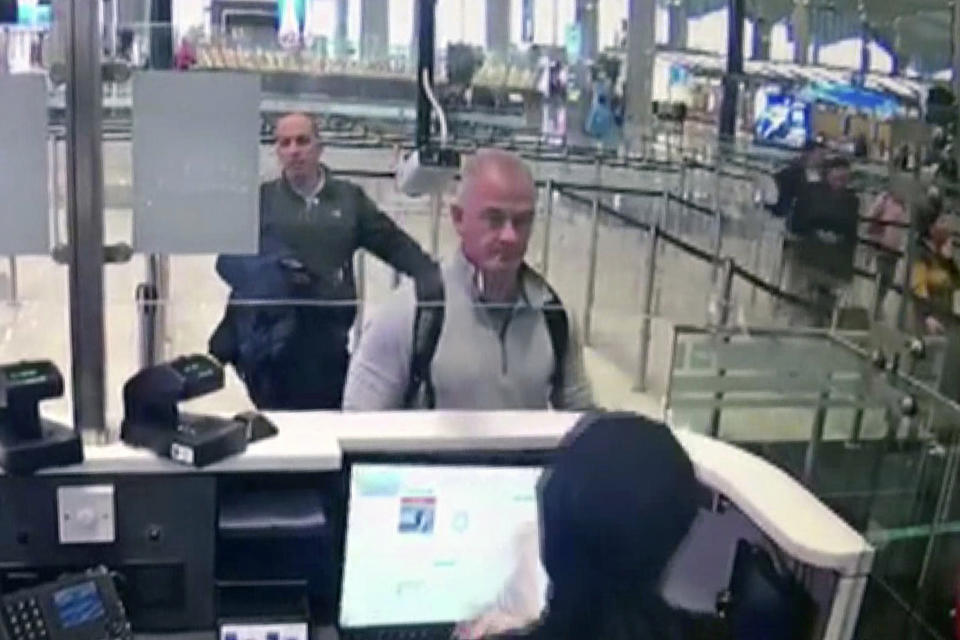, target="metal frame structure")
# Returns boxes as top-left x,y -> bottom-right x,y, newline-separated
64,0 -> 106,435
415,0 -> 436,148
